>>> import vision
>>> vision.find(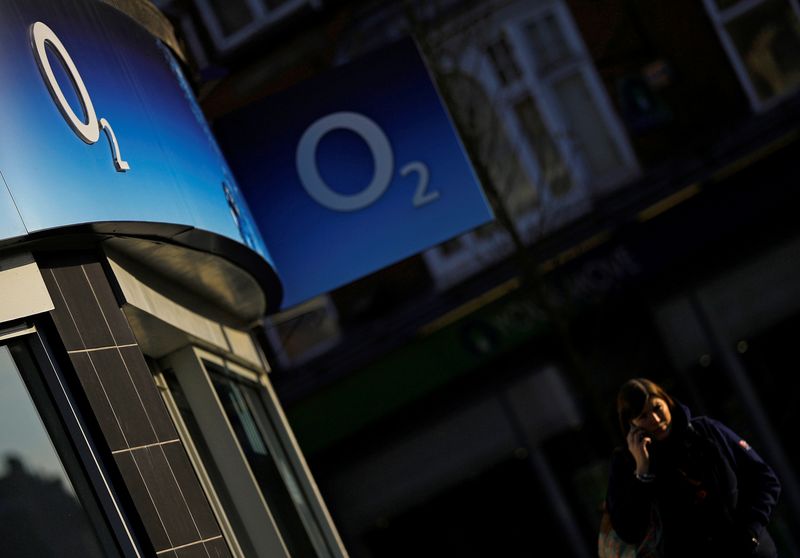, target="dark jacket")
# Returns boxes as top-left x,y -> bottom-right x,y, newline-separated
606,403 -> 781,557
